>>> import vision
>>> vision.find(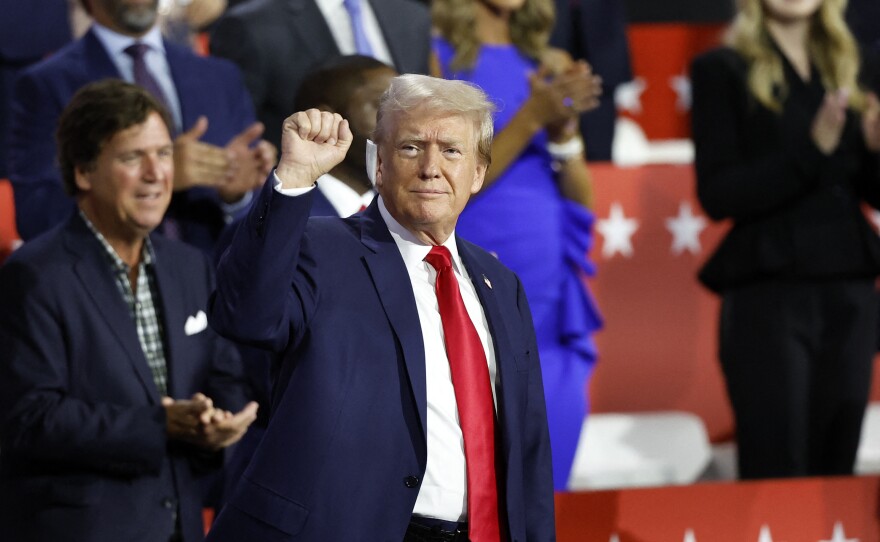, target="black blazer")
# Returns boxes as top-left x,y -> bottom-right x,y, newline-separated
690,46 -> 880,292
210,0 -> 431,150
